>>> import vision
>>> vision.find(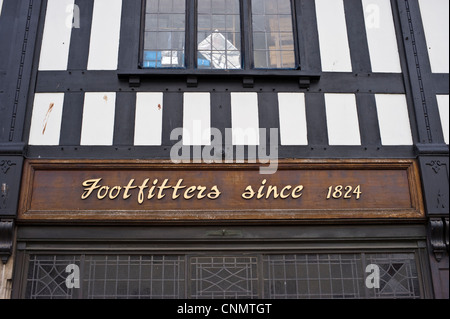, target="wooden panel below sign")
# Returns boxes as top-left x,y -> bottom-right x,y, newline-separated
18,159 -> 424,222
